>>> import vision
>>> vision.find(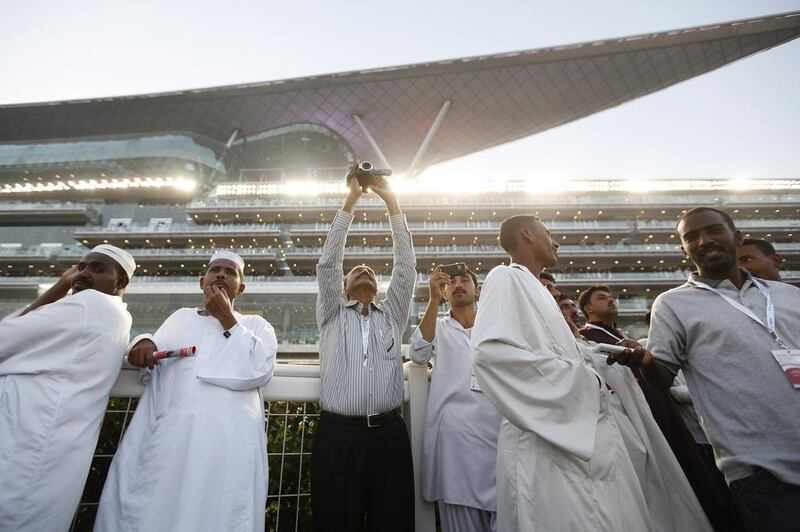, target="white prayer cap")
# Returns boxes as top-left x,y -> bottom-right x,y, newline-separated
90,244 -> 136,279
209,250 -> 245,274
